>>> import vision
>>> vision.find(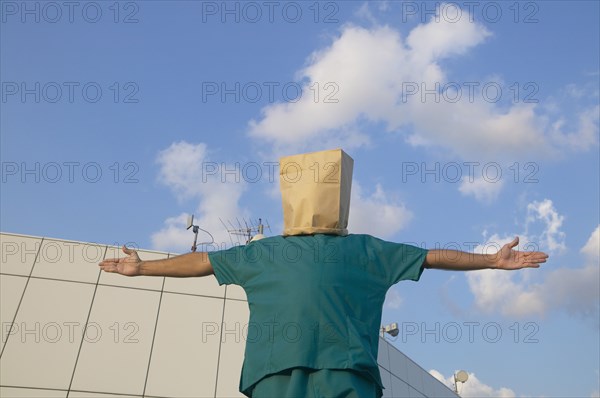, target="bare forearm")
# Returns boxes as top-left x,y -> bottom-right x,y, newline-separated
140,252 -> 214,277
424,250 -> 497,271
